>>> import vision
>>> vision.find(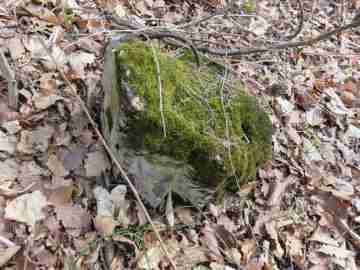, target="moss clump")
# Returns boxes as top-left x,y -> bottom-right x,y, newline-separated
242,0 -> 256,13
110,40 -> 272,190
